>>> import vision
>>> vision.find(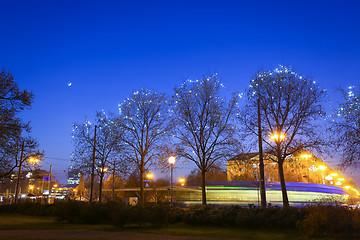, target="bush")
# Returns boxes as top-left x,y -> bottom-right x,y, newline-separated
53,201 -> 89,224
107,201 -> 129,227
0,202 -> 54,216
183,206 -> 209,225
298,205 -> 354,237
53,201 -> 131,226
3,200 -> 360,237
168,207 -> 185,224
